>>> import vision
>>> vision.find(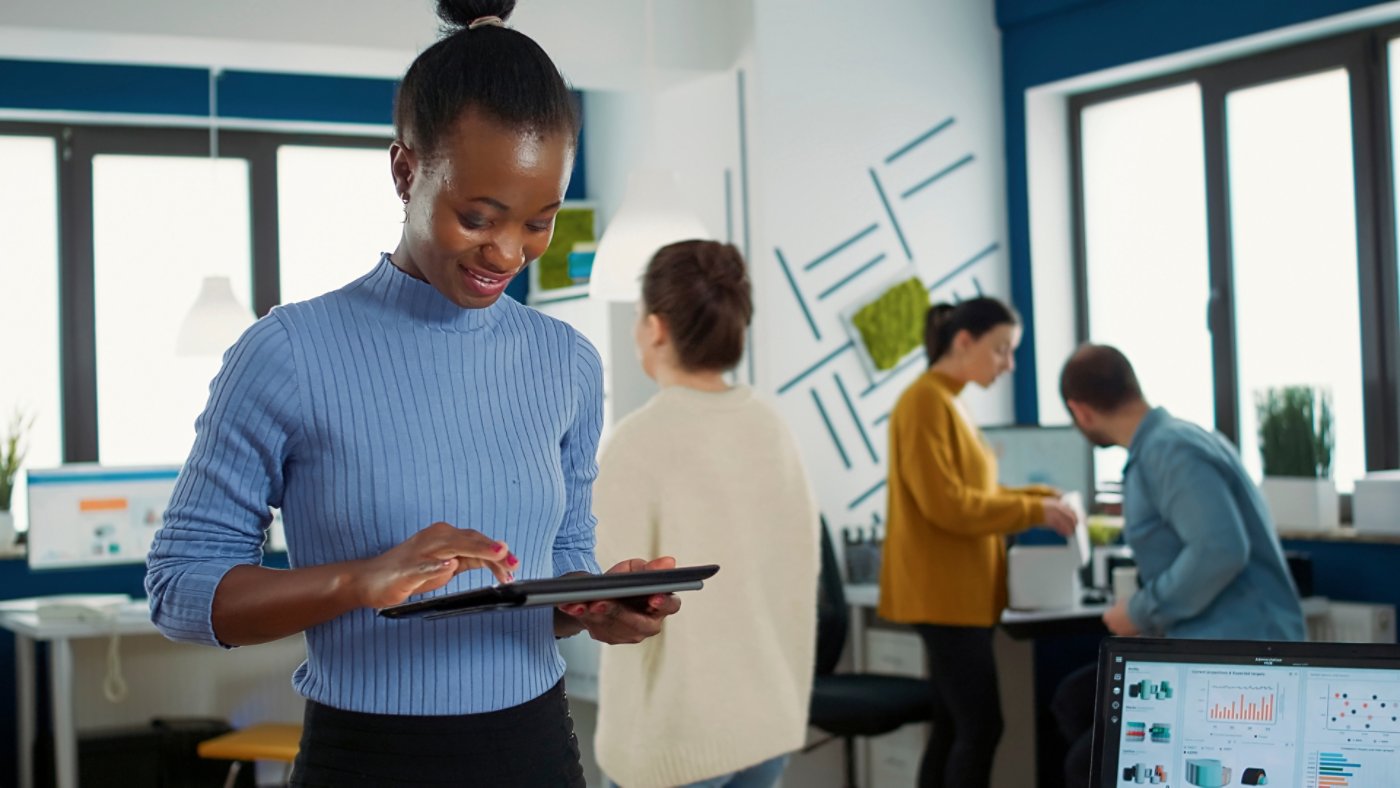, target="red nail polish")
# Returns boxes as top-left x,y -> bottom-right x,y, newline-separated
507,555 -> 519,567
